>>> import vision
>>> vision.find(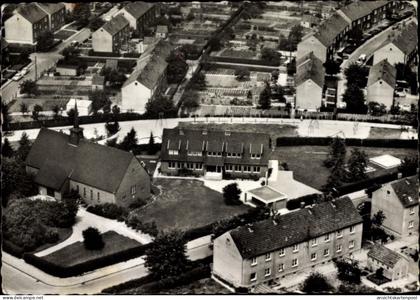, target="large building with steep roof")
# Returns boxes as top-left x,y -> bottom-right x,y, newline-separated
367,59 -> 397,109
25,115 -> 151,207
213,197 -> 363,290
118,1 -> 156,34
92,14 -> 130,53
159,128 -> 271,180
371,175 -> 419,237
35,3 -> 66,32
